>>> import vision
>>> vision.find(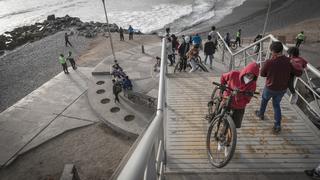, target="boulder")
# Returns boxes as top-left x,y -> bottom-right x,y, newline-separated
47,14 -> 55,21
